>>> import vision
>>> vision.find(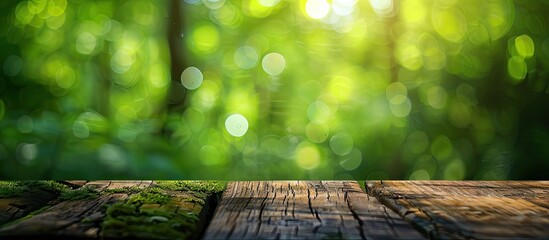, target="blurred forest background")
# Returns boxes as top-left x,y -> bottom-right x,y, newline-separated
1,0 -> 549,180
